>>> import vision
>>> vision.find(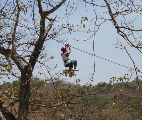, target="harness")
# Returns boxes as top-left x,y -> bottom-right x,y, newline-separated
61,53 -> 70,65
63,59 -> 70,63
